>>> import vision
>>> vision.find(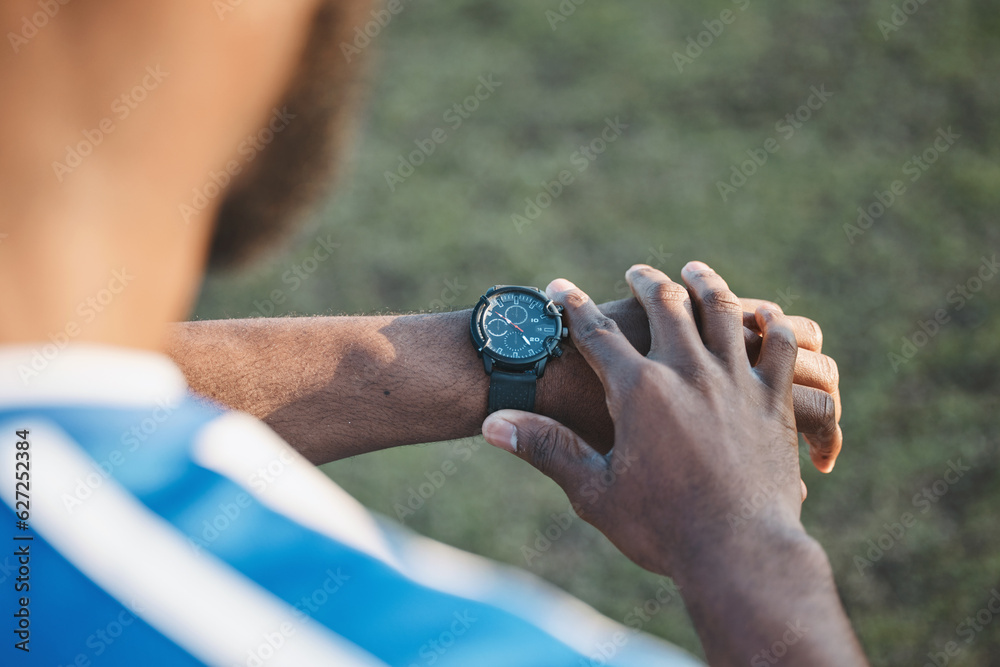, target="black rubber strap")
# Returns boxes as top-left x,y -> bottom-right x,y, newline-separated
488,370 -> 537,413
